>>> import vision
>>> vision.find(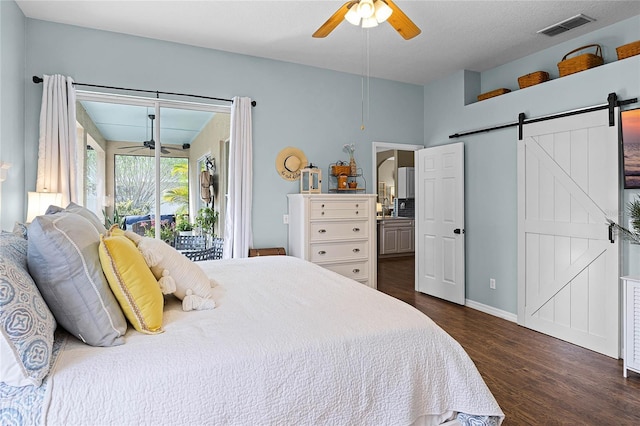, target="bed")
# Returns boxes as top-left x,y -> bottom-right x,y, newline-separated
1,214 -> 504,426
